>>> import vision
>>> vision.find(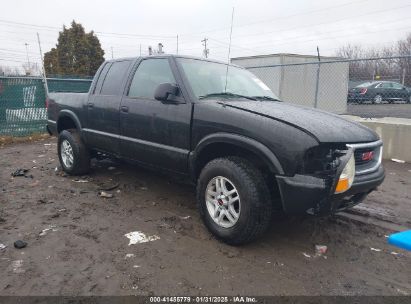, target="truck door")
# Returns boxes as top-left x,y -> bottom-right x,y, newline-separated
85,60 -> 132,154
119,57 -> 191,173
